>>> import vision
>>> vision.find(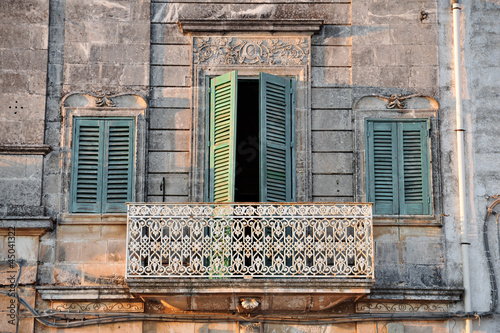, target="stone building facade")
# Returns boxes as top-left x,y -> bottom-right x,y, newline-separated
1,0 -> 500,332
